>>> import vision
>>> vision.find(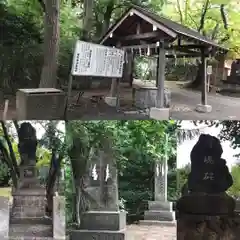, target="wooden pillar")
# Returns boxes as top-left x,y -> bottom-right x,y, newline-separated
201,49 -> 207,105
109,42 -> 121,107
156,41 -> 166,108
